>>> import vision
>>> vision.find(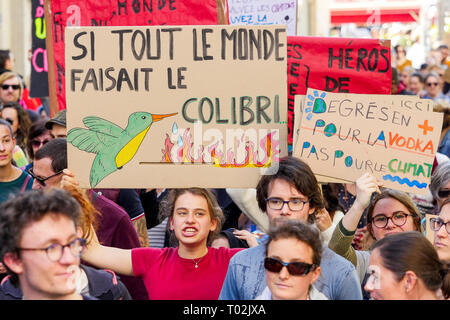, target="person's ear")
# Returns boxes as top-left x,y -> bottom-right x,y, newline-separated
169,217 -> 174,231
209,218 -> 218,232
311,266 -> 321,284
403,271 -> 418,294
3,252 -> 23,275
